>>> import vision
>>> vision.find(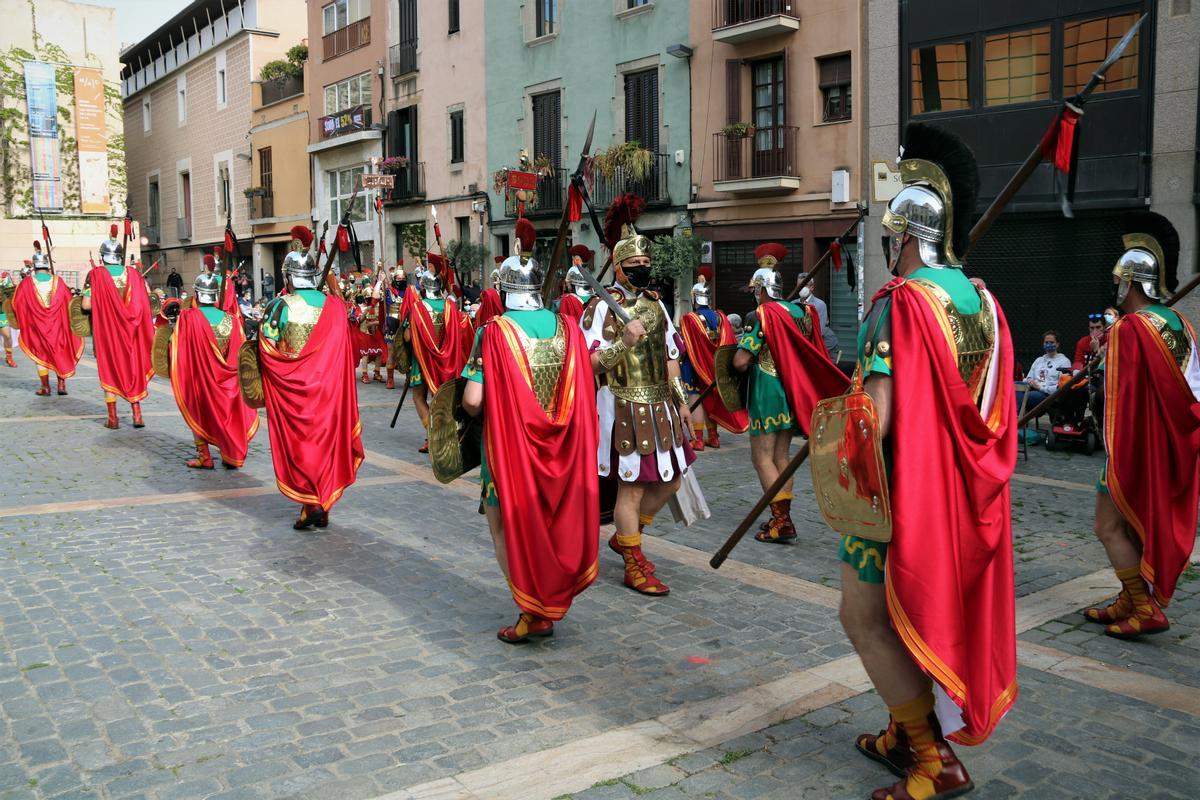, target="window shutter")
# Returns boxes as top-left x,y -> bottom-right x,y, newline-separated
726,59 -> 741,124
819,55 -> 851,88
781,48 -> 789,126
